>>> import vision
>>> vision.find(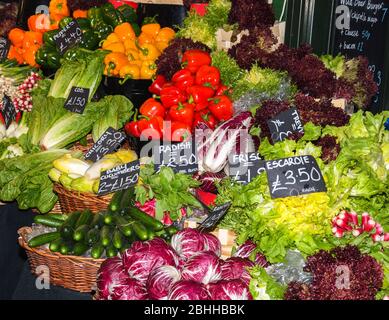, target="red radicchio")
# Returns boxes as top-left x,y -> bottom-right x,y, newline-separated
233,240 -> 270,267
122,238 -> 180,282
207,279 -> 253,300
201,232 -> 222,257
171,228 -> 206,260
221,257 -> 255,285
146,265 -> 181,300
111,278 -> 148,300
181,251 -> 222,284
168,280 -> 211,300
